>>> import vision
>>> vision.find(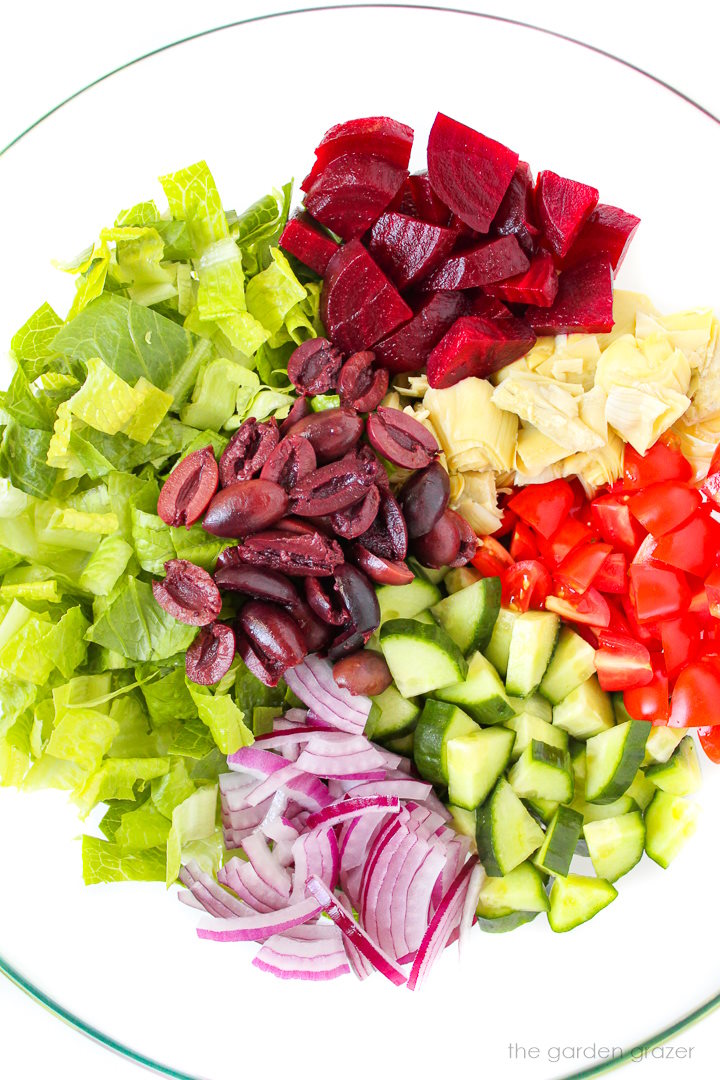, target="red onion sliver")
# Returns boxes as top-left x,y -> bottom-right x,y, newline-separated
407,856 -> 479,991
337,891 -> 374,981
252,924 -> 349,981
459,862 -> 485,956
197,897 -> 322,942
346,778 -> 433,801
241,833 -> 292,896
306,795 -> 401,830
227,745 -> 291,777
219,858 -> 287,914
